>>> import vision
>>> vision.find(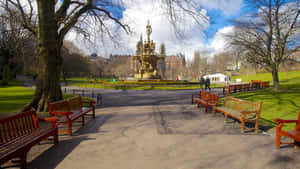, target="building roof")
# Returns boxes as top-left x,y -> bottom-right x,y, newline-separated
204,73 -> 228,78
